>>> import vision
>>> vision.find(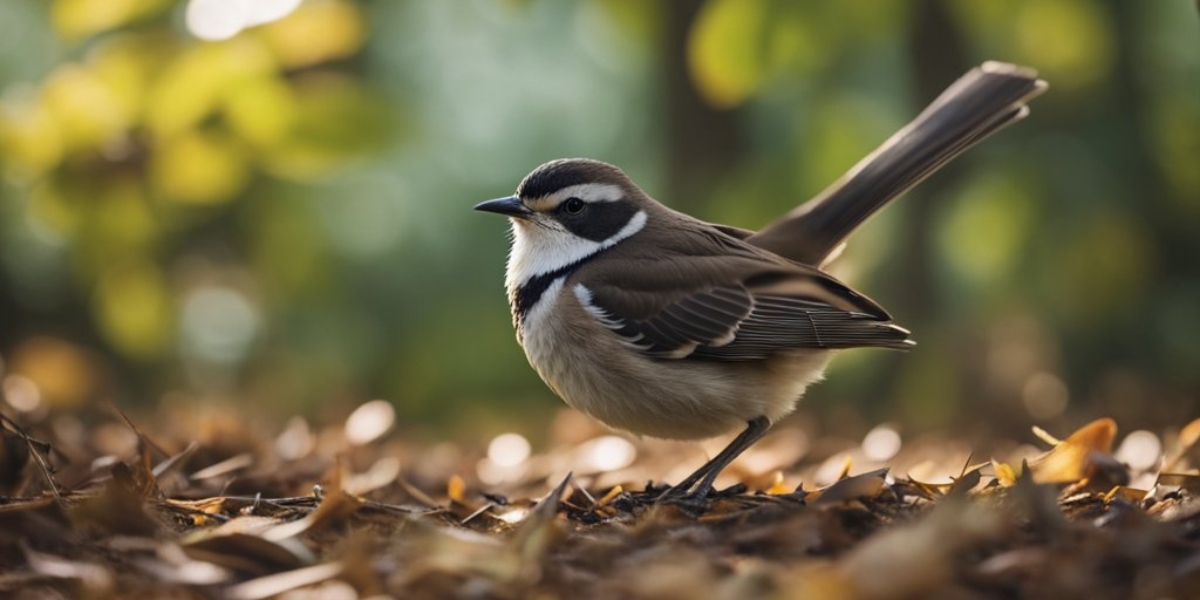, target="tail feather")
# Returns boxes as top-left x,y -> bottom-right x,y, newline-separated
747,62 -> 1048,266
